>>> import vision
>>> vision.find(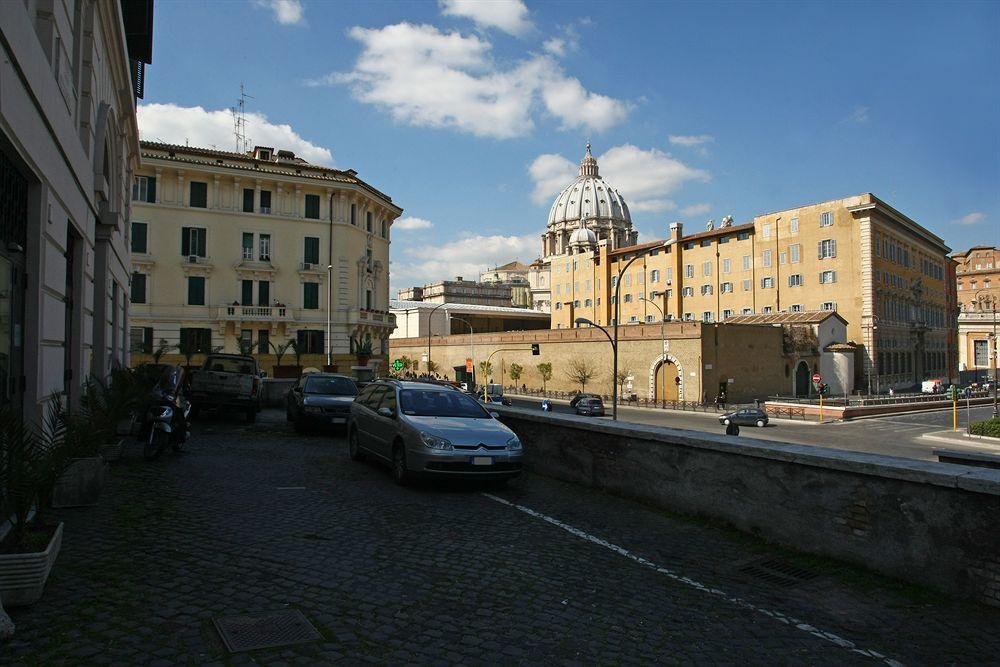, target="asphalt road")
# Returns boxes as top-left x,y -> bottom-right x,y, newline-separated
508,396 -> 1000,462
